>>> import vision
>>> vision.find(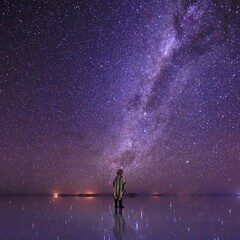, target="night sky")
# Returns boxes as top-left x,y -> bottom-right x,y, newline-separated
0,0 -> 239,195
